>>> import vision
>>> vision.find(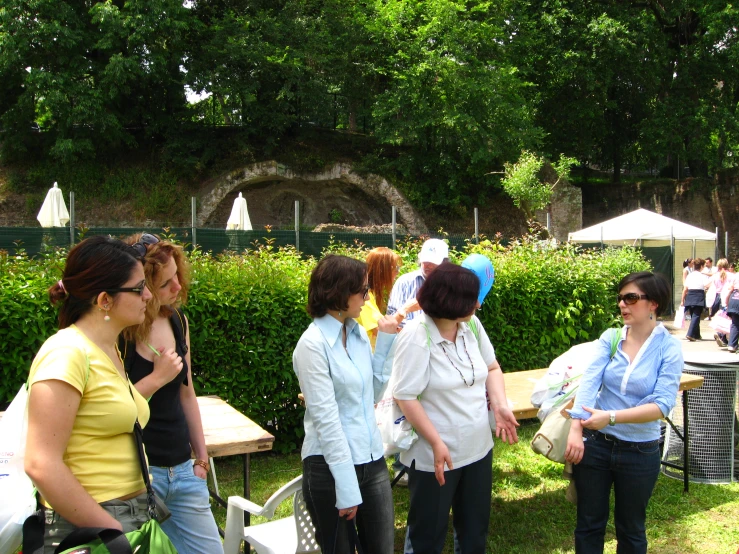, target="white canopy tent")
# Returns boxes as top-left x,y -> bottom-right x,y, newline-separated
569,208 -> 717,308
